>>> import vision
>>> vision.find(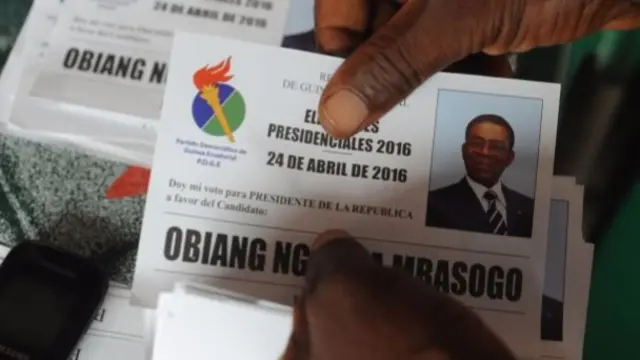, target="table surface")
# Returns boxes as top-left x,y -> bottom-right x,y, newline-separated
1,1 -> 639,359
